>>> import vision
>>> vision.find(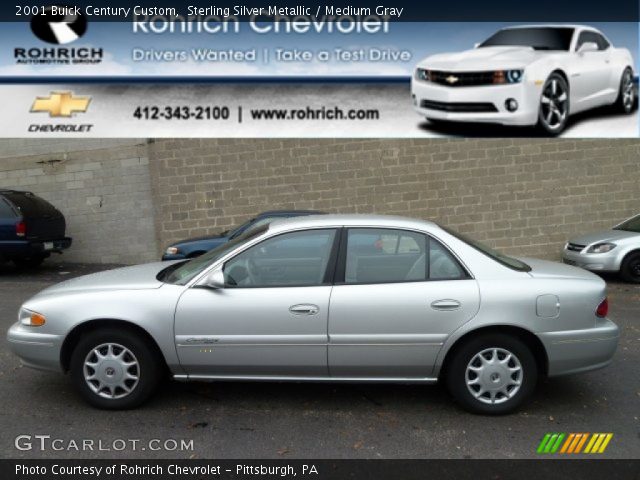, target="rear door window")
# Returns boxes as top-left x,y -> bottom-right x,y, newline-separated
343,228 -> 469,284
